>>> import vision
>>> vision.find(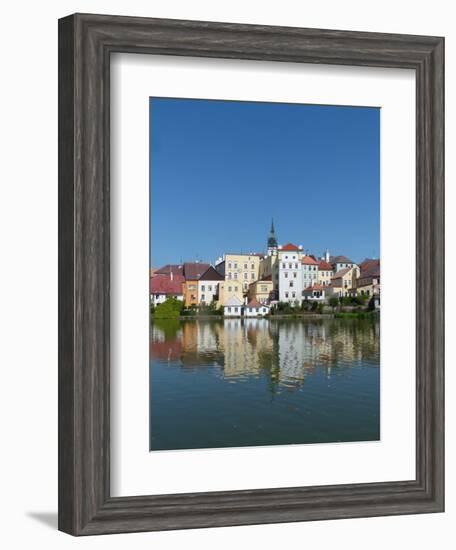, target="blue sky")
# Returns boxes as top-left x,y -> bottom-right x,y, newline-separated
150,98 -> 379,267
